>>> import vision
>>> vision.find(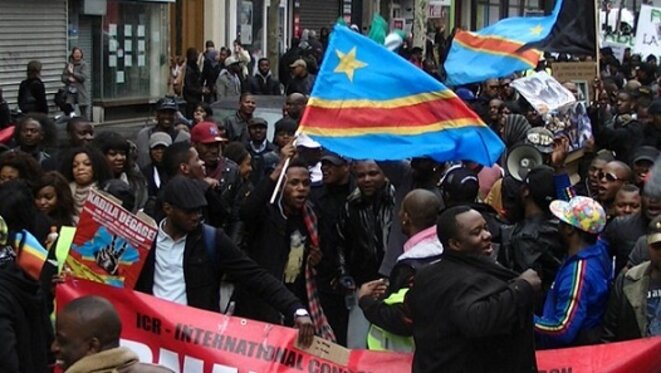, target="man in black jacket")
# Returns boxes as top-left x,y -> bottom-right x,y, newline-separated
245,117 -> 279,186
592,90 -> 643,164
406,206 -> 540,373
285,59 -> 315,96
247,58 -> 282,95
310,152 -> 353,345
498,166 -> 563,310
135,175 -> 314,347
237,144 -> 323,326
